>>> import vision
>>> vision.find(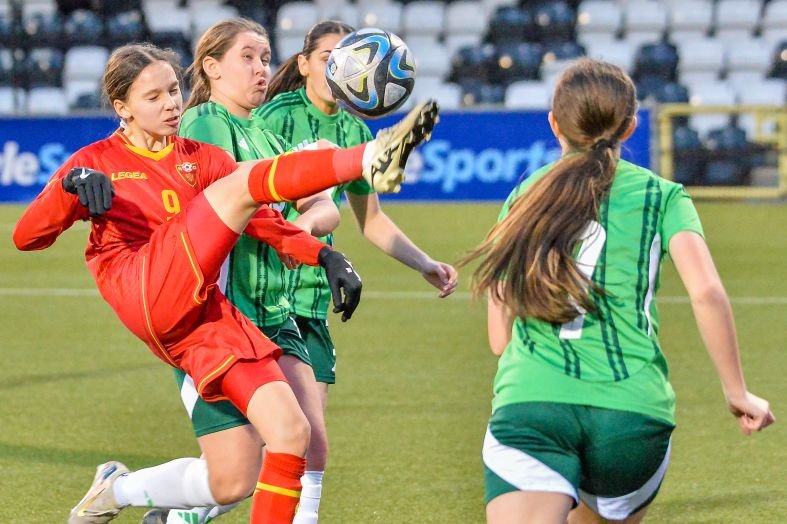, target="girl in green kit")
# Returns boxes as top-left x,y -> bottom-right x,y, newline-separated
464,59 -> 774,524
255,20 -> 459,523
